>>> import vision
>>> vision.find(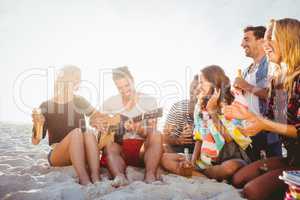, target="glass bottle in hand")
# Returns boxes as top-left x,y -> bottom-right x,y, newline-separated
182,148 -> 193,178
